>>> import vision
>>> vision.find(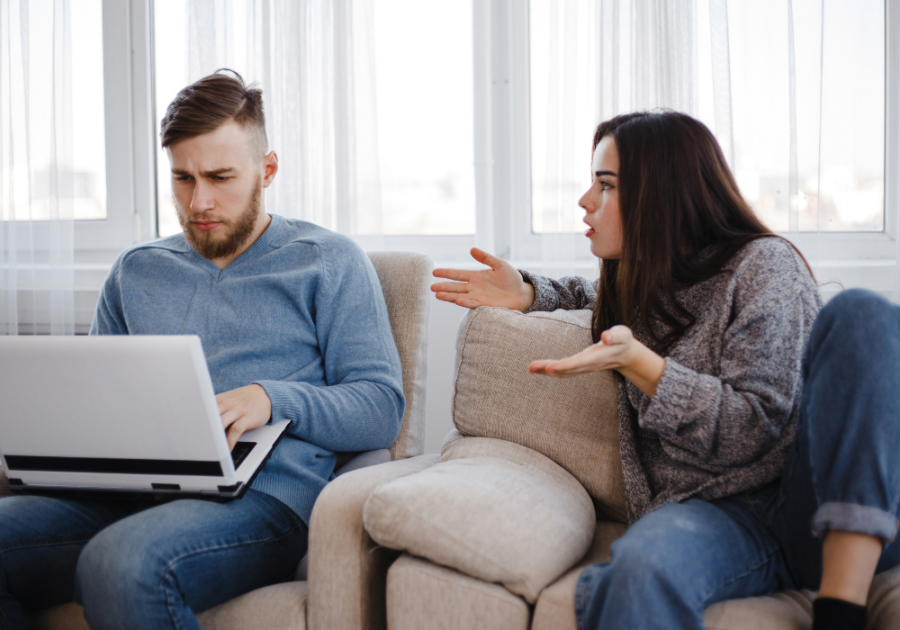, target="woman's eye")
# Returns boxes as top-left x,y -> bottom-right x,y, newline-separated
600,180 -> 613,190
